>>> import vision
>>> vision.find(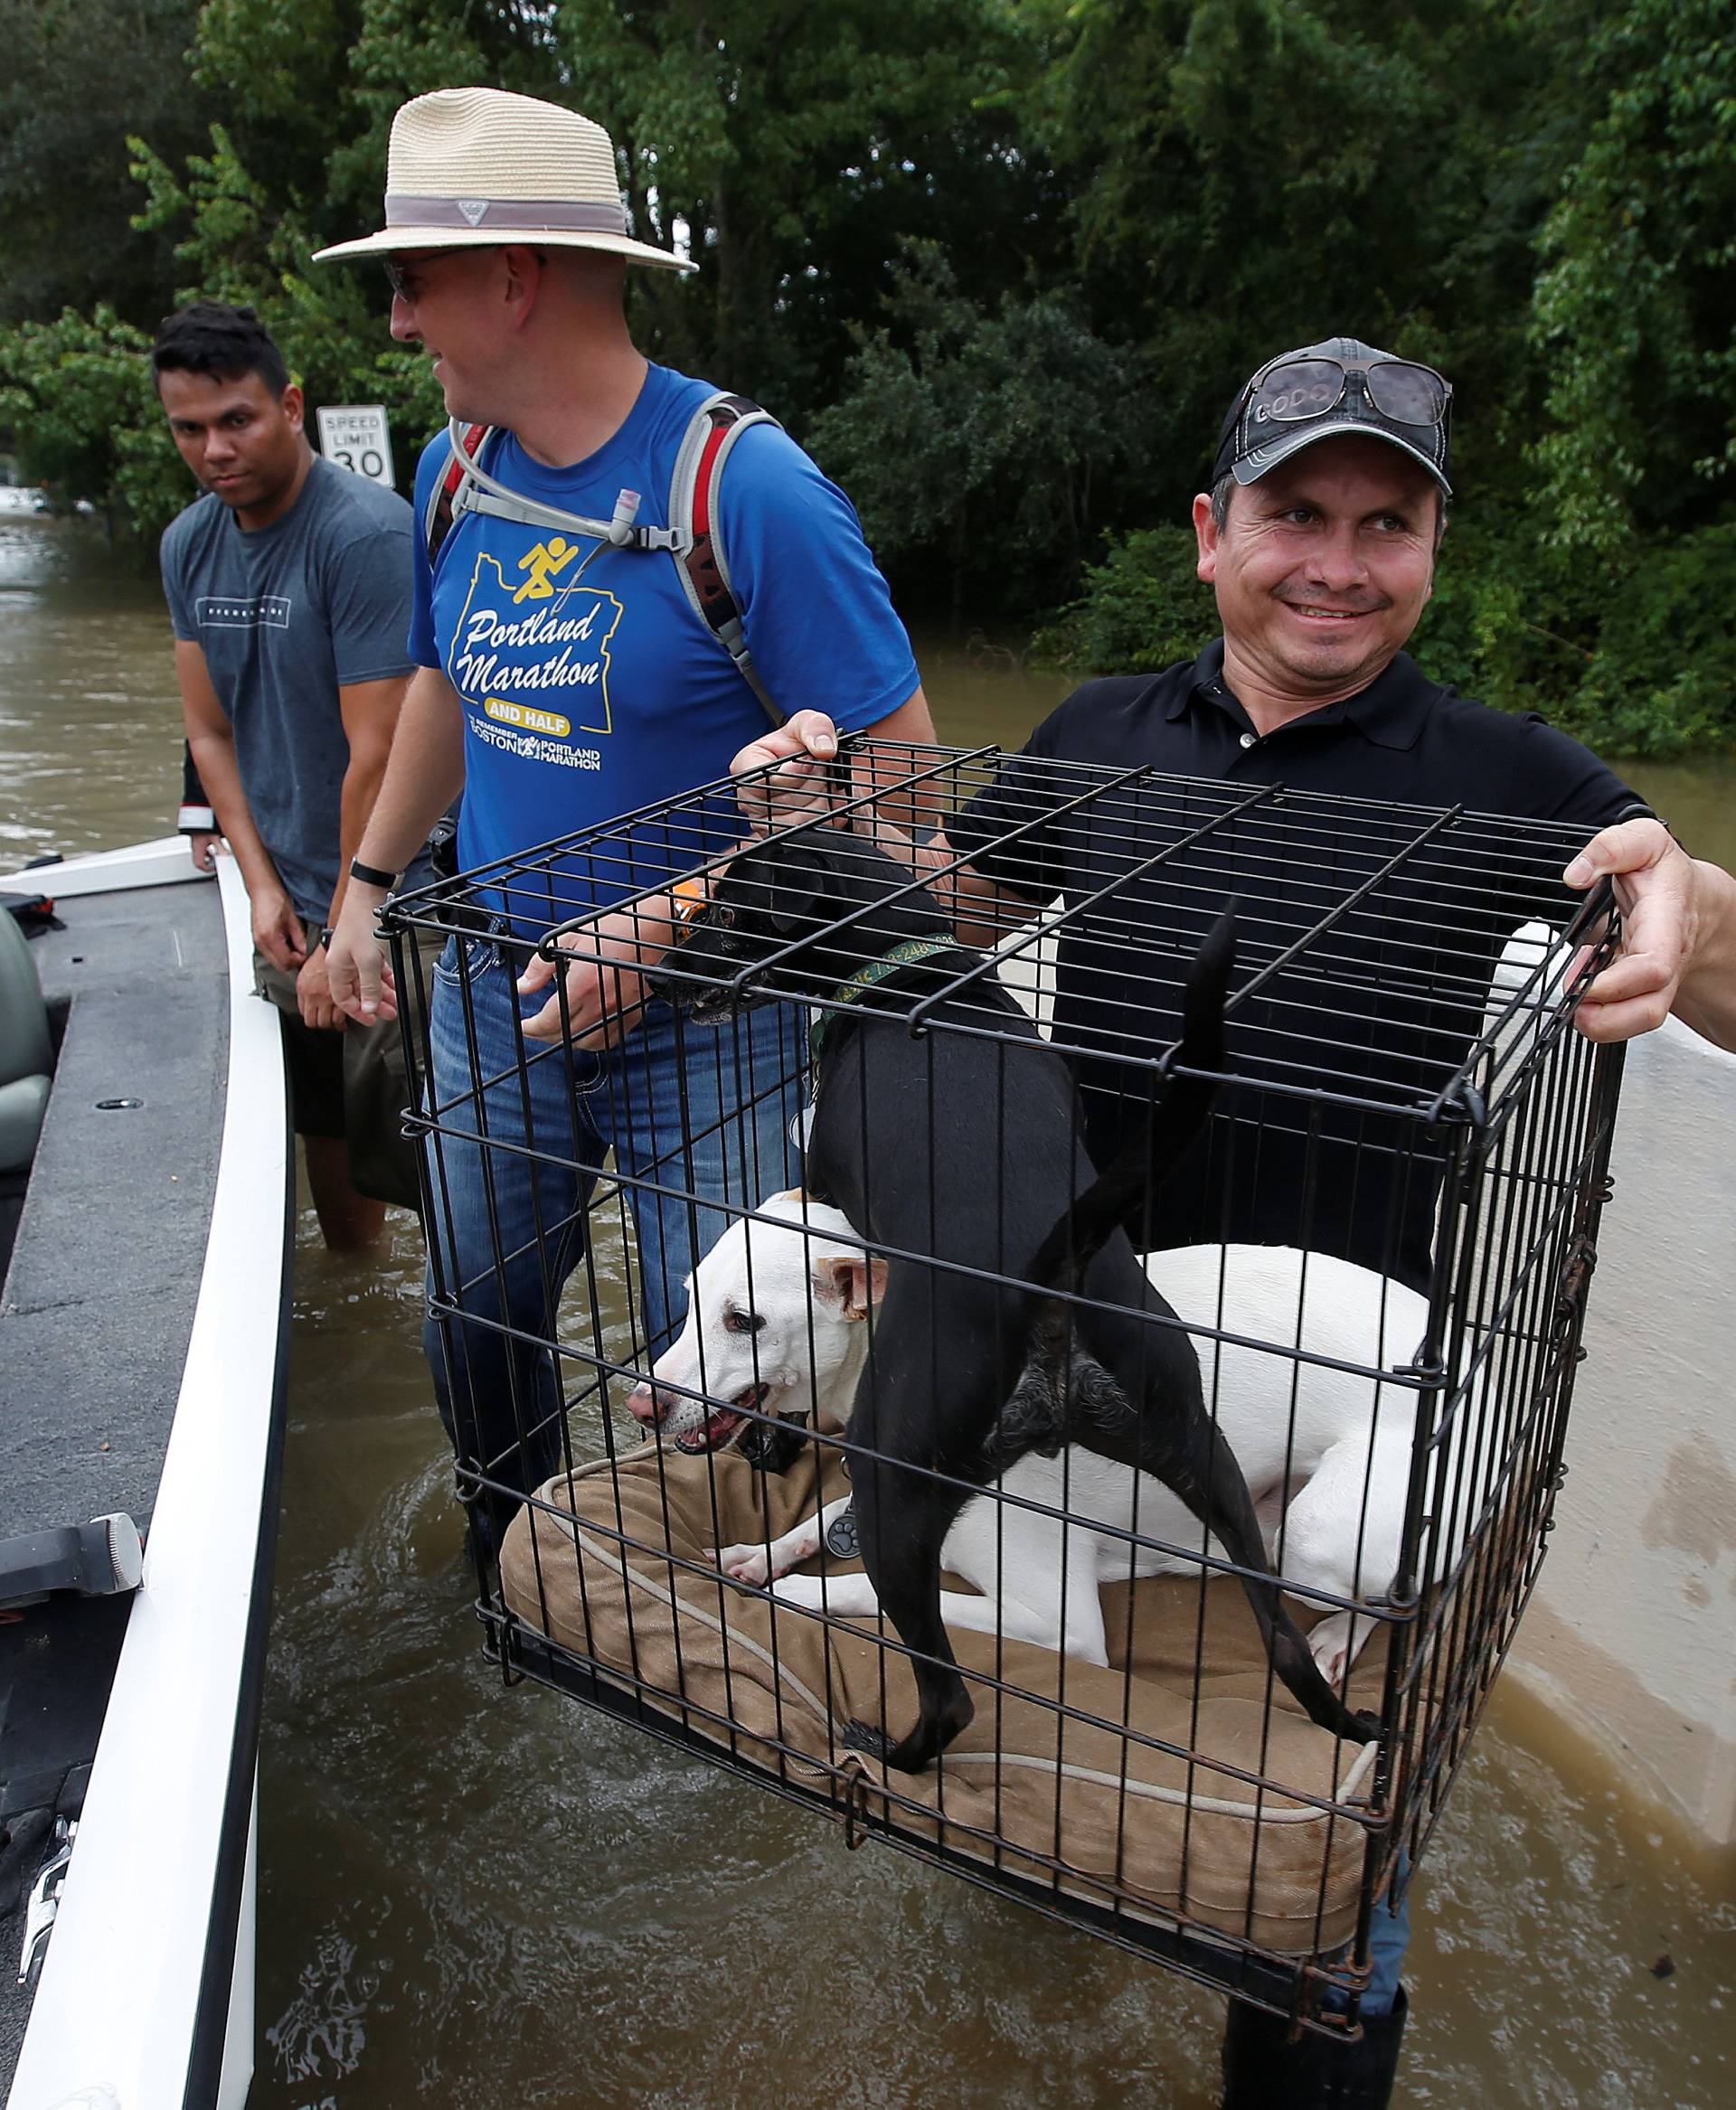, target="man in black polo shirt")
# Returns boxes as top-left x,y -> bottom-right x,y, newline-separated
738,340 -> 1732,1285
926,339 -> 1662,1290
729,334 -> 1736,2109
